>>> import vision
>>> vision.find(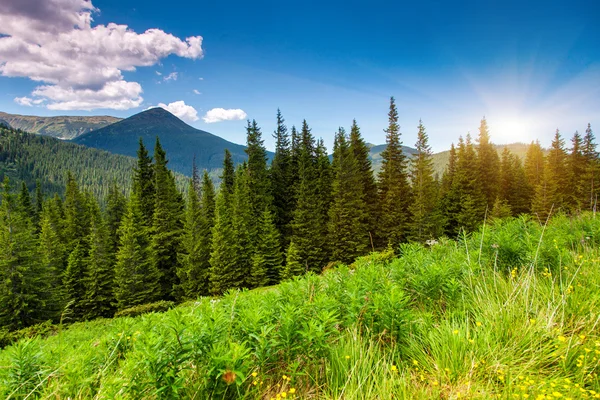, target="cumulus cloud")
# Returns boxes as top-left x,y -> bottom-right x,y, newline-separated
193,89 -> 201,95
203,108 -> 247,123
163,72 -> 178,81
152,100 -> 199,122
14,96 -> 33,106
0,0 -> 203,110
